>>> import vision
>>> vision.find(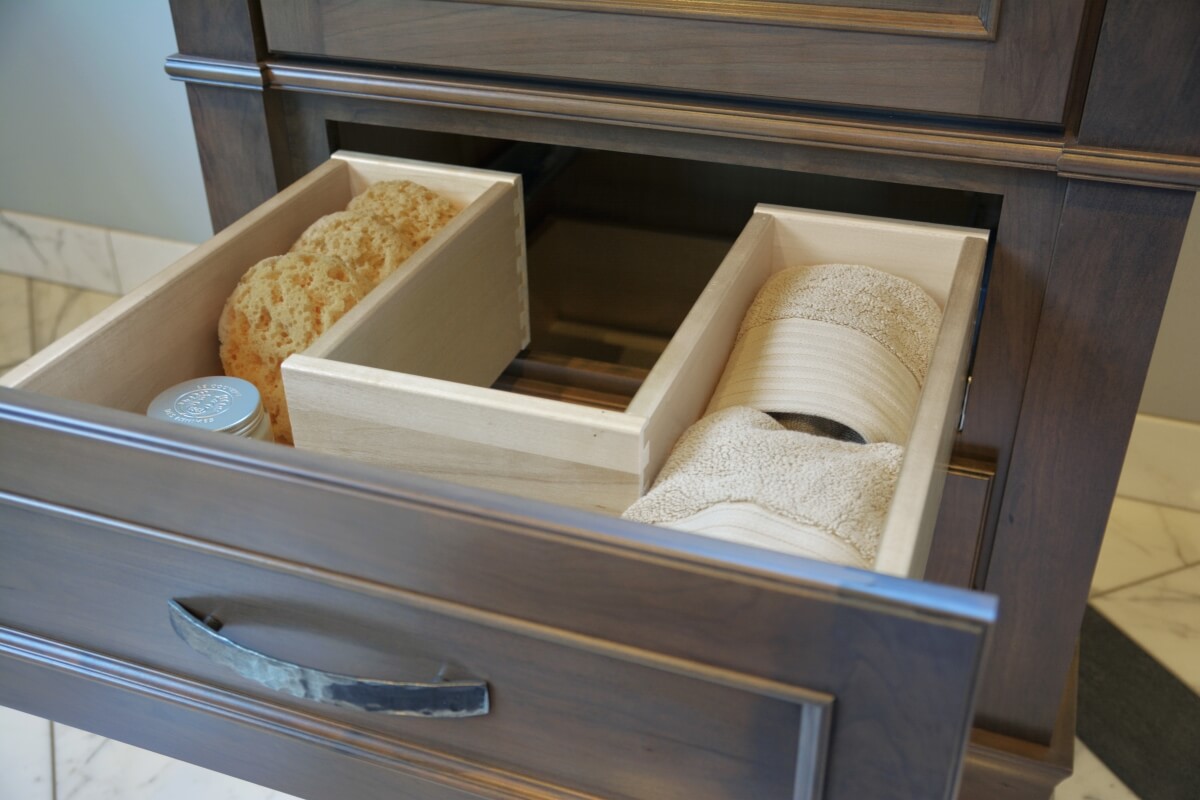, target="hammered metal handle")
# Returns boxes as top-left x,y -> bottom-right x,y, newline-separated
168,600 -> 489,718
